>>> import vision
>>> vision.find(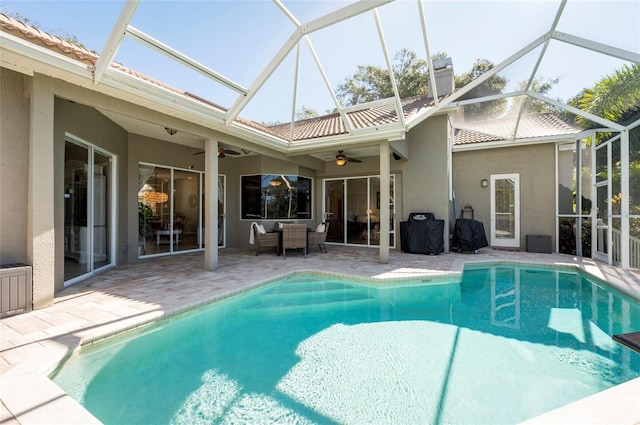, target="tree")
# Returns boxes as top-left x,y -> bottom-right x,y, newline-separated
515,76 -> 561,114
454,58 -> 508,120
295,106 -> 319,120
568,63 -> 640,129
335,49 -> 447,106
568,64 -> 640,236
